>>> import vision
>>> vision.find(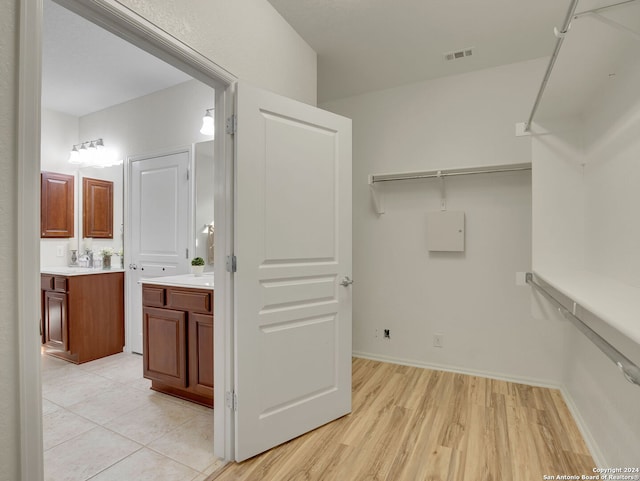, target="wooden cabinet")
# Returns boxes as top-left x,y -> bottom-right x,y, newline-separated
43,290 -> 67,350
83,177 -> 113,238
142,284 -> 213,407
41,272 -> 125,363
41,171 -> 74,238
